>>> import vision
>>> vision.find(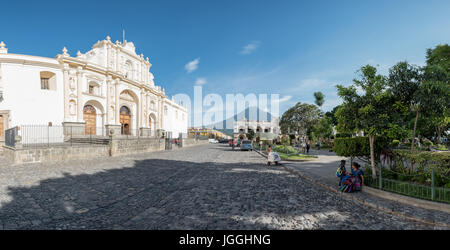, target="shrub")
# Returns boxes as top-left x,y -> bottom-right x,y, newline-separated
273,145 -> 297,154
423,139 -> 433,146
335,133 -> 352,138
391,140 -> 400,147
393,150 -> 450,187
334,136 -> 390,164
281,136 -> 290,146
435,144 -> 448,151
